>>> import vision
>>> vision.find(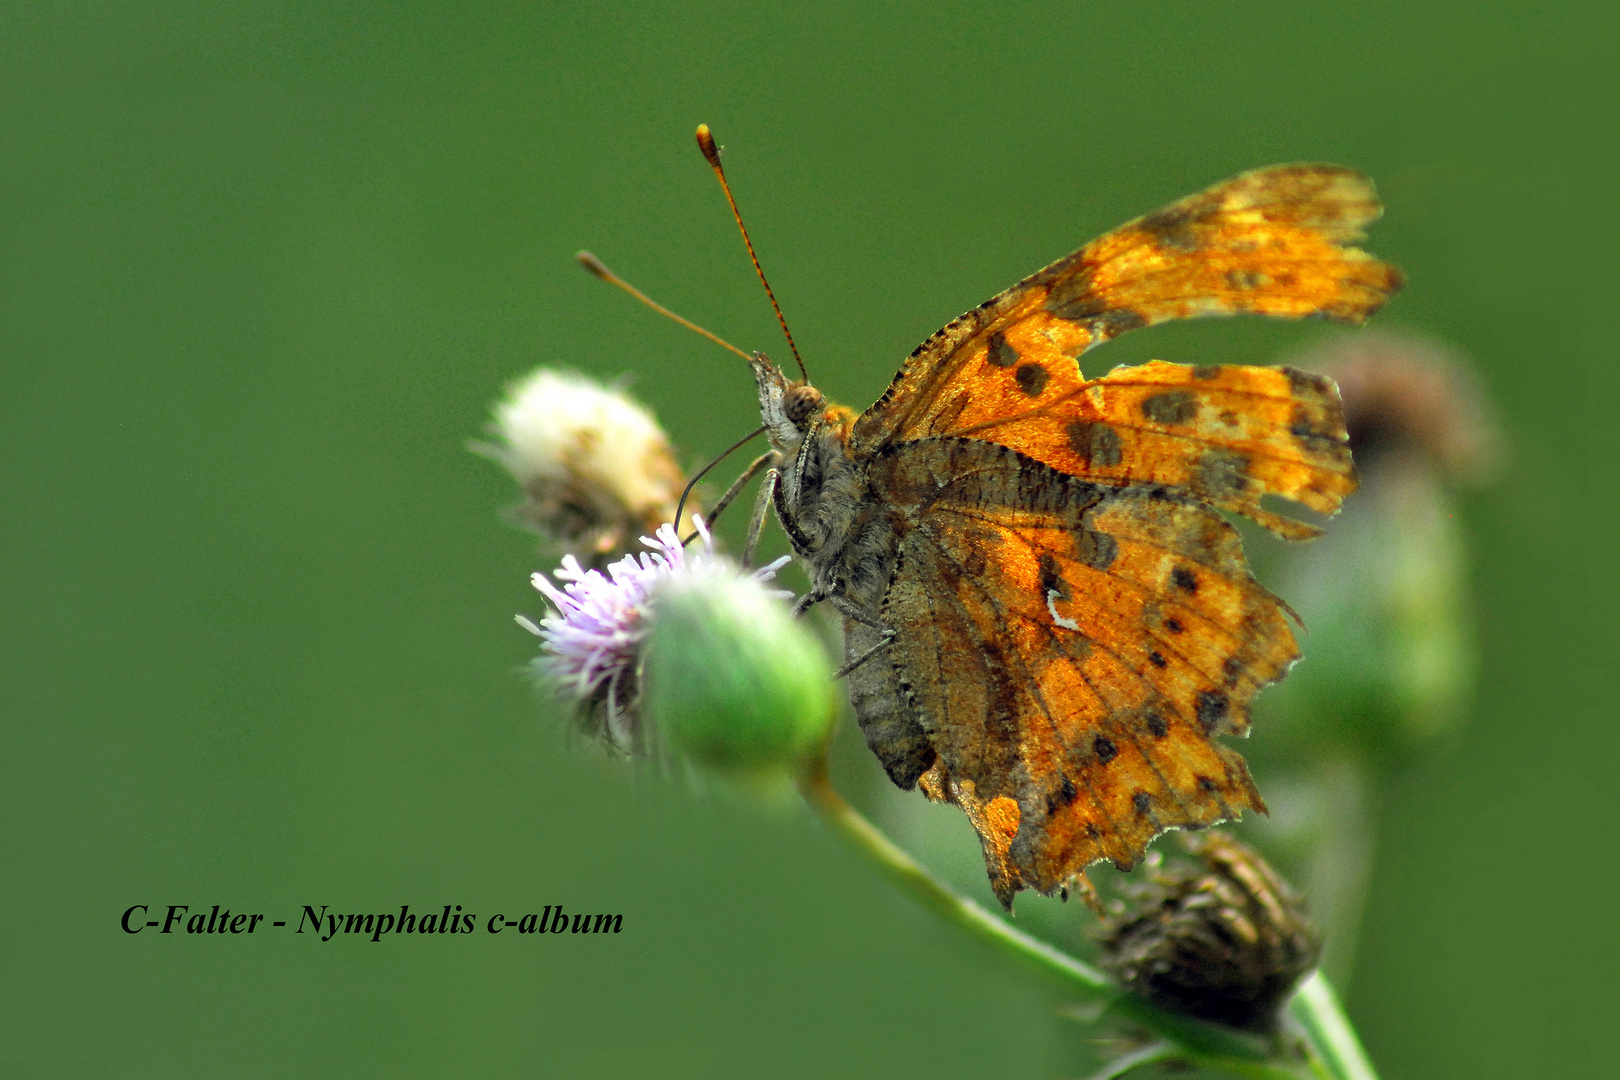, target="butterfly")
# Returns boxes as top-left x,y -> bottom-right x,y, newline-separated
705,135 -> 1401,909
